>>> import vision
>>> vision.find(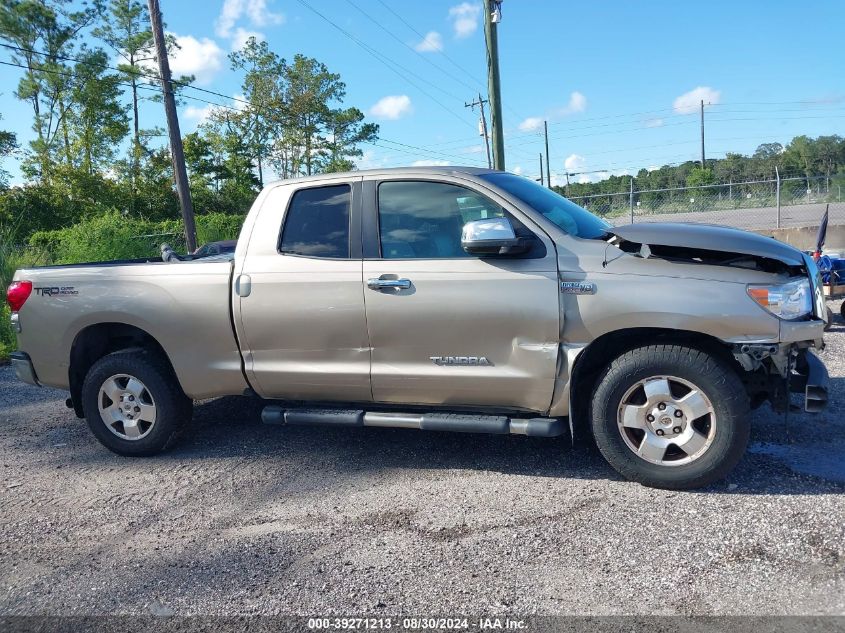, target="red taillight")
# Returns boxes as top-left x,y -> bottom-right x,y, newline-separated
6,281 -> 33,312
